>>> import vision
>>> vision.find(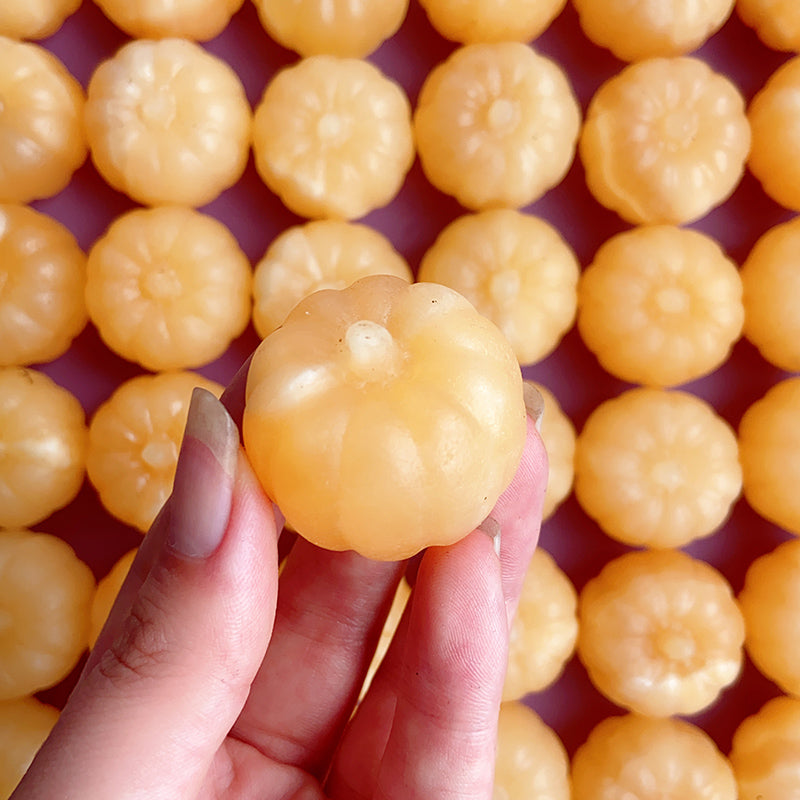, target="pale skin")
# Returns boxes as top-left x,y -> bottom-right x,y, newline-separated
13,359 -> 548,800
